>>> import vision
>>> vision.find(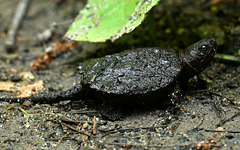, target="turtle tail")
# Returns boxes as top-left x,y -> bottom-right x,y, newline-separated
0,84 -> 82,104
